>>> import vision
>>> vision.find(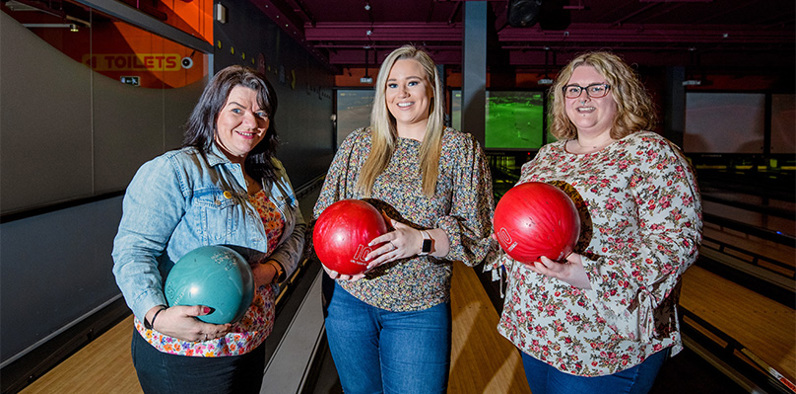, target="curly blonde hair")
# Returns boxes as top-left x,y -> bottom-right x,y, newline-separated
548,51 -> 657,140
